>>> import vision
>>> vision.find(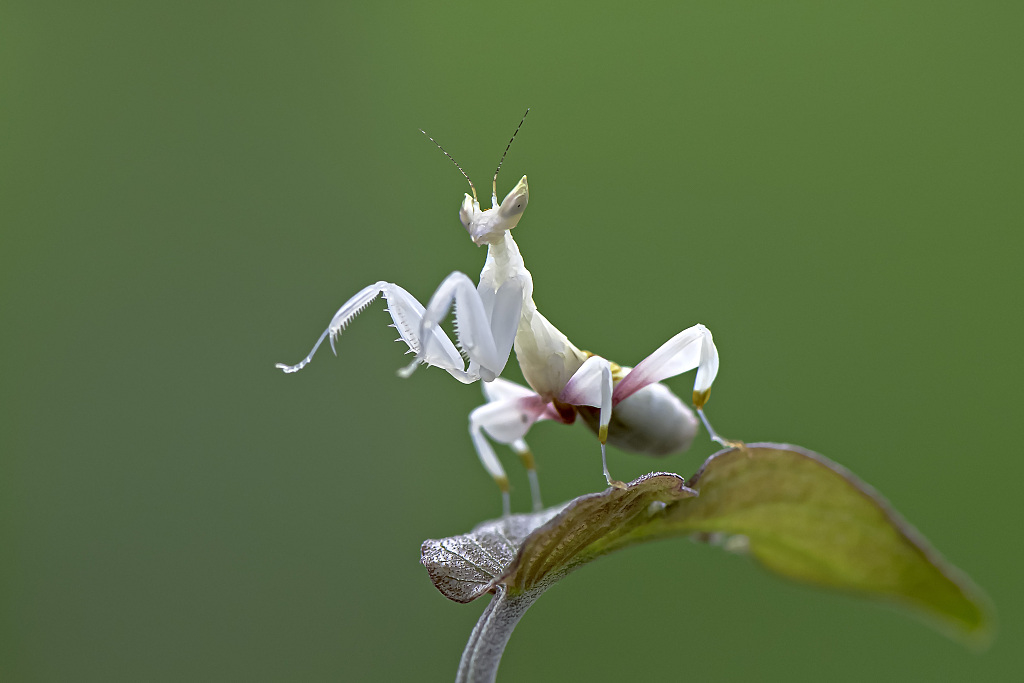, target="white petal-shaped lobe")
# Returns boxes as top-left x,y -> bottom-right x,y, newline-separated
612,324 -> 719,404
559,355 -> 613,440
